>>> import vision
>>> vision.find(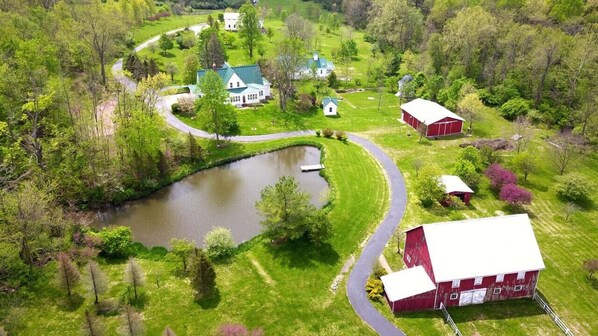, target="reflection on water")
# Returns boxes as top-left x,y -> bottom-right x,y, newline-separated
95,146 -> 328,247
